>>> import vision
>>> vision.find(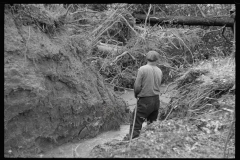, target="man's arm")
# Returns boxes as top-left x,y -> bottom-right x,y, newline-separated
134,69 -> 143,98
